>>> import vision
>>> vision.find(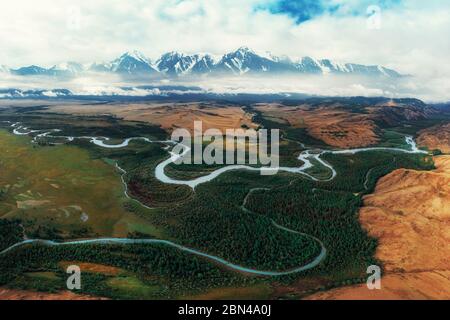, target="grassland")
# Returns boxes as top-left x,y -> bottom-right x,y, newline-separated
0,129 -> 163,238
